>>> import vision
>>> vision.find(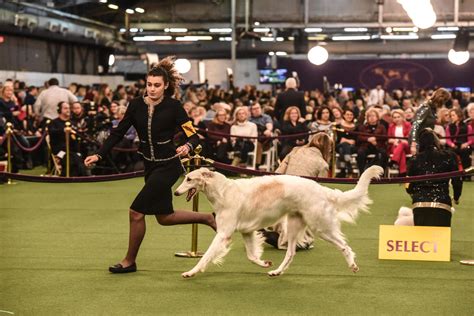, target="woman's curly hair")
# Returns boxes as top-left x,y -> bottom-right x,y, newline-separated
147,56 -> 184,97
